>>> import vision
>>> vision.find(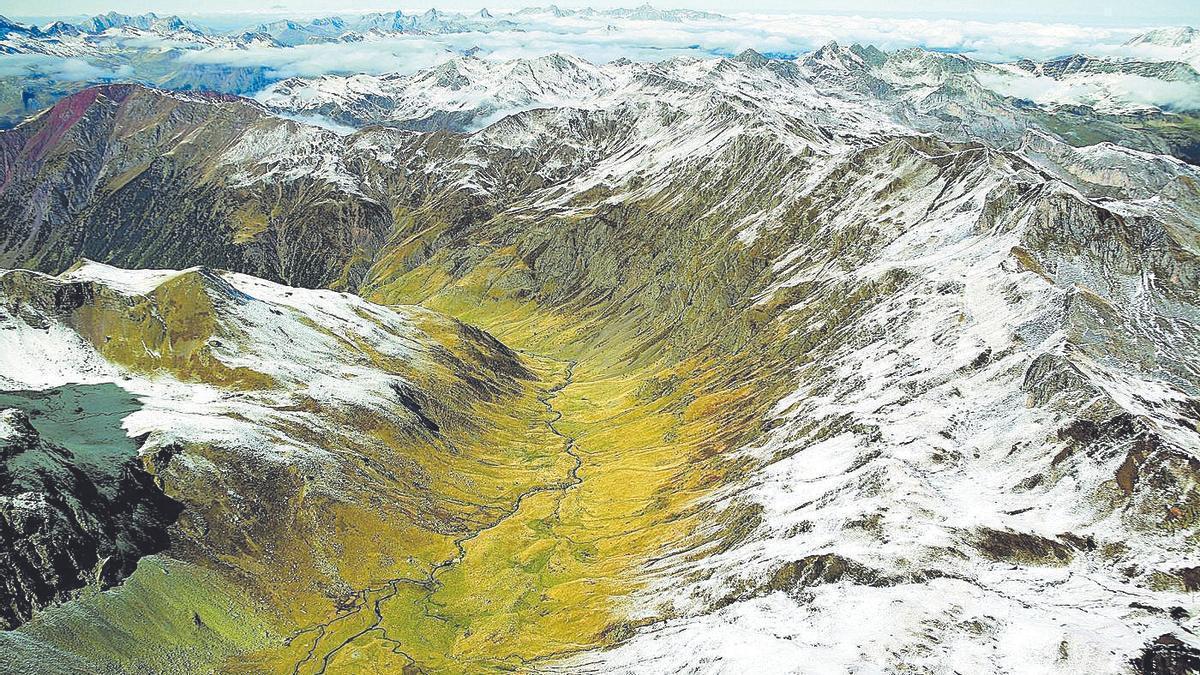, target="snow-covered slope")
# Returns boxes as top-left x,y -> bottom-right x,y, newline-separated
1125,26 -> 1200,69
1,261 -> 446,450
256,46 -> 1200,139
257,53 -> 622,131
554,137 -> 1200,673
220,61 -> 1200,671
0,259 -> 560,661
232,48 -> 1198,215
